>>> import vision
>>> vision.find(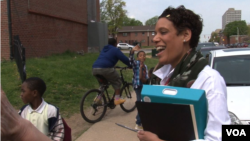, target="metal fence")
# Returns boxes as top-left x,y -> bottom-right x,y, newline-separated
13,35 -> 26,82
